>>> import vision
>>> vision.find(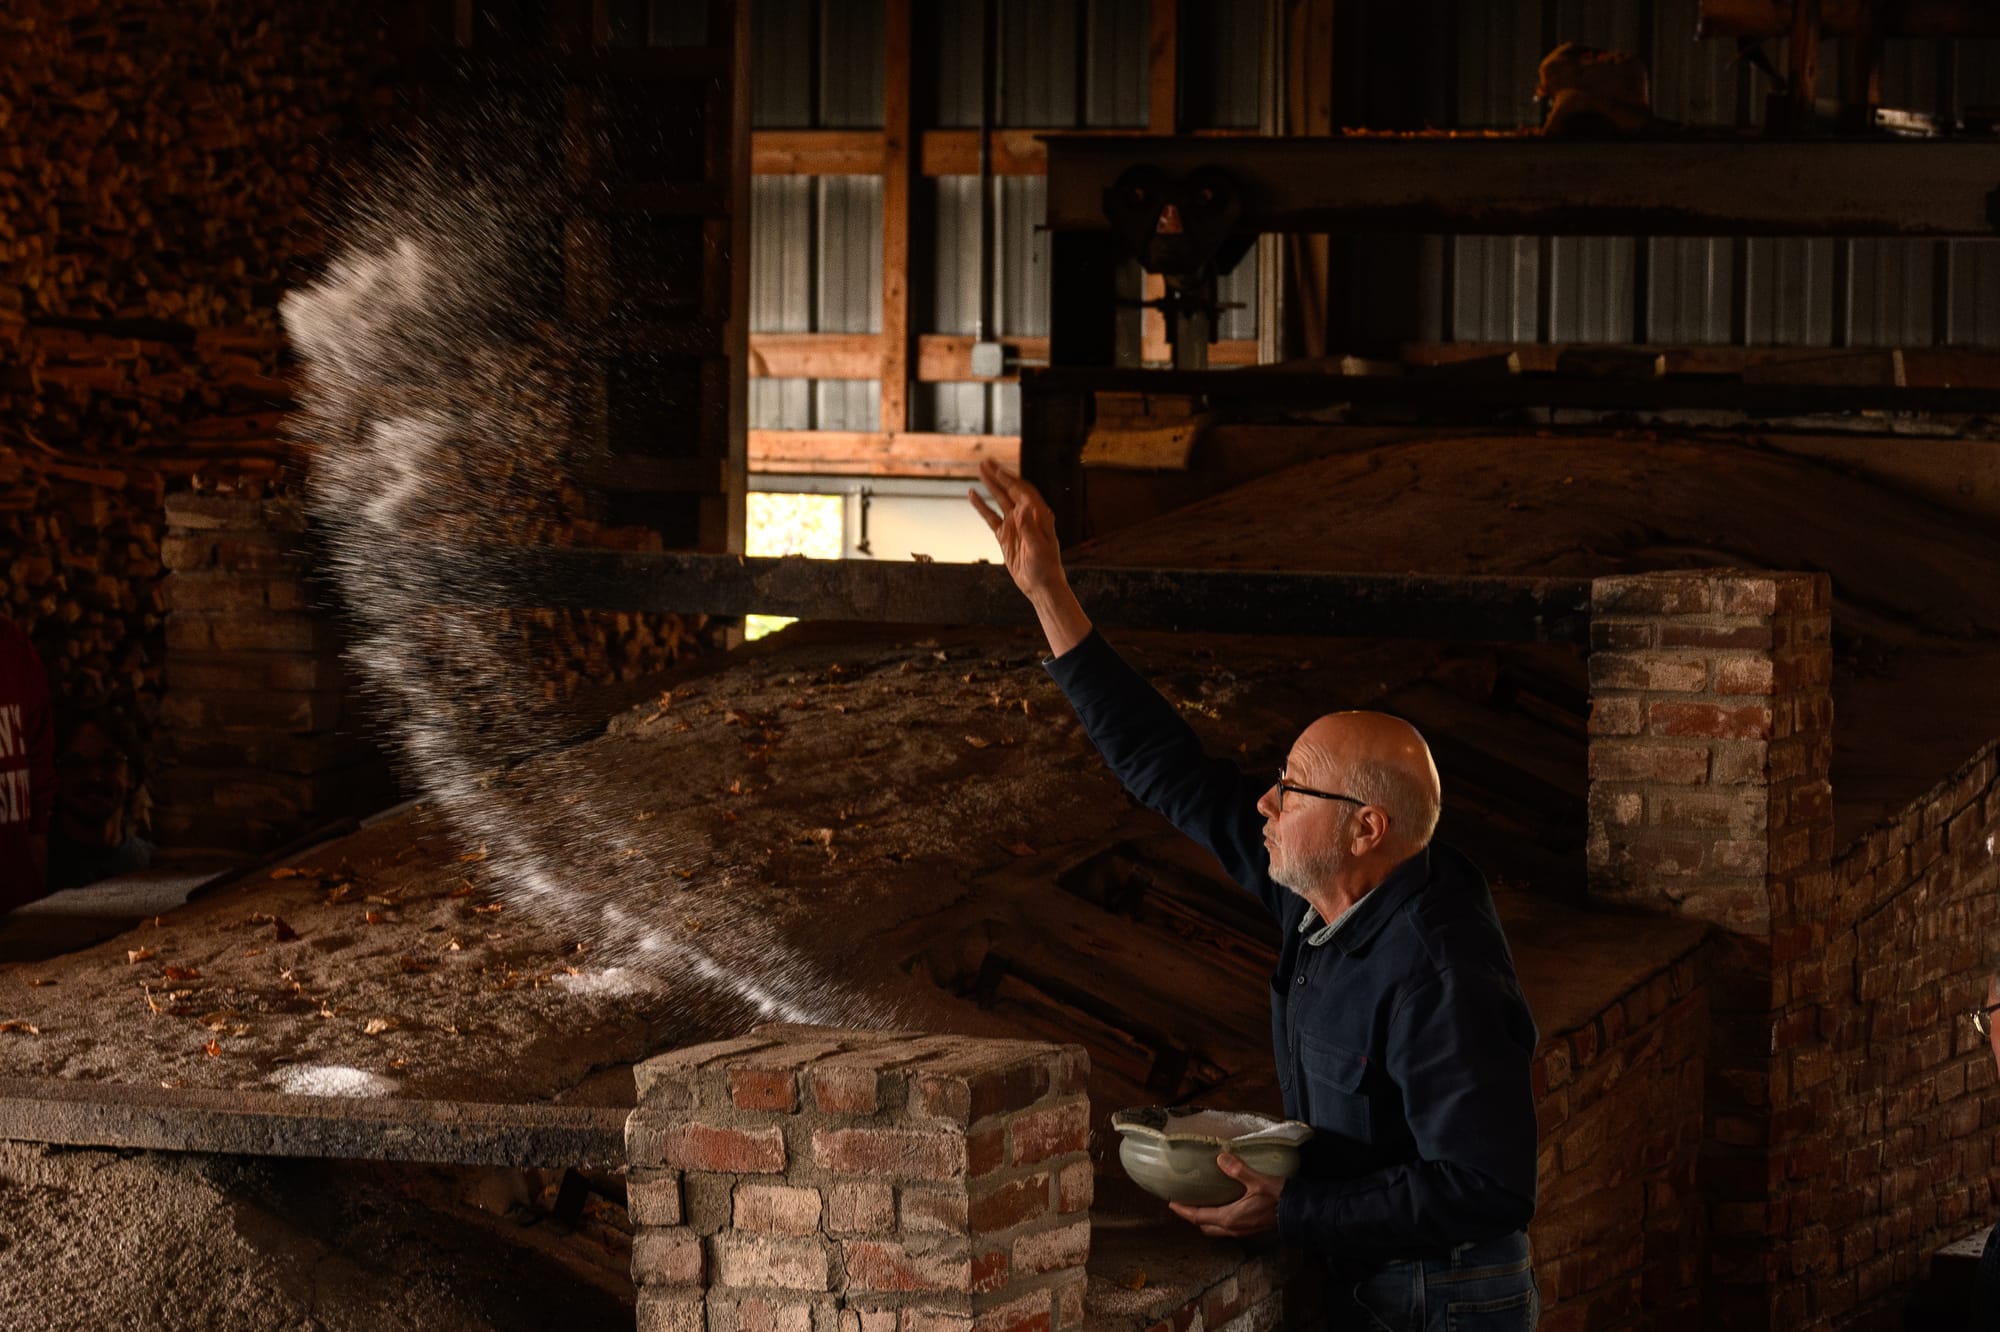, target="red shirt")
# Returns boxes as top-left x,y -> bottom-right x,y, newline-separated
0,617 -> 53,911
